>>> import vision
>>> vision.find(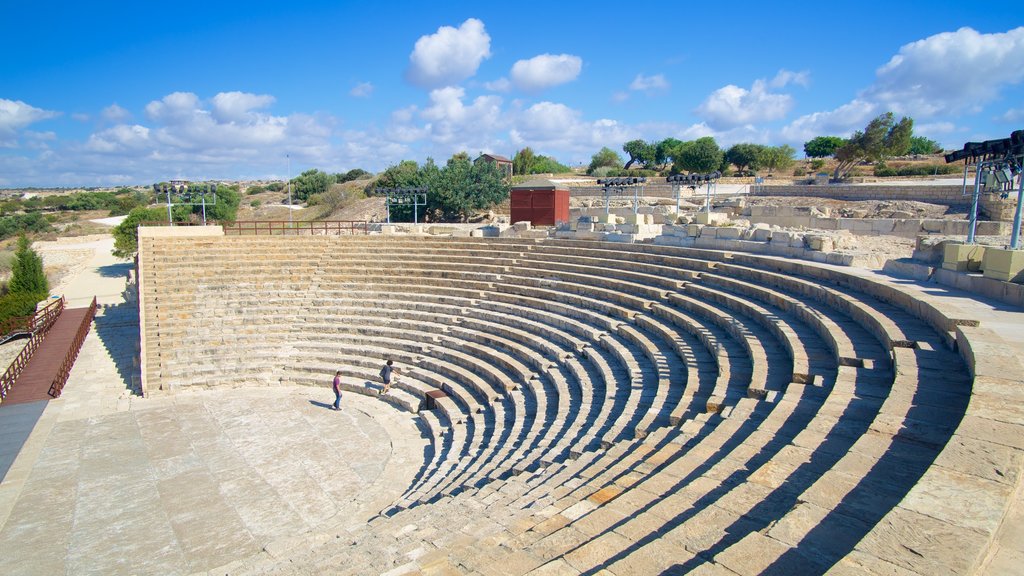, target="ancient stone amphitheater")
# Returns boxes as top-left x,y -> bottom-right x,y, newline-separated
134,231 -> 1022,575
